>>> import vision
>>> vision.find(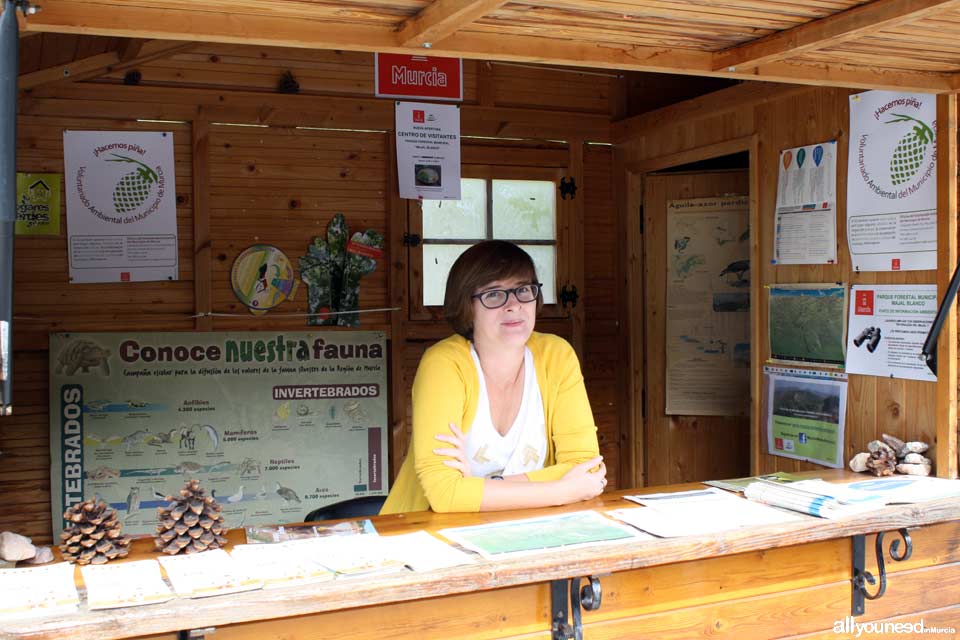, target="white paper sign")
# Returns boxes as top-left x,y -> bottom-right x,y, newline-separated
63,131 -> 179,283
774,141 -> 837,265
395,101 -> 461,200
847,91 -> 937,272
846,284 -> 937,381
